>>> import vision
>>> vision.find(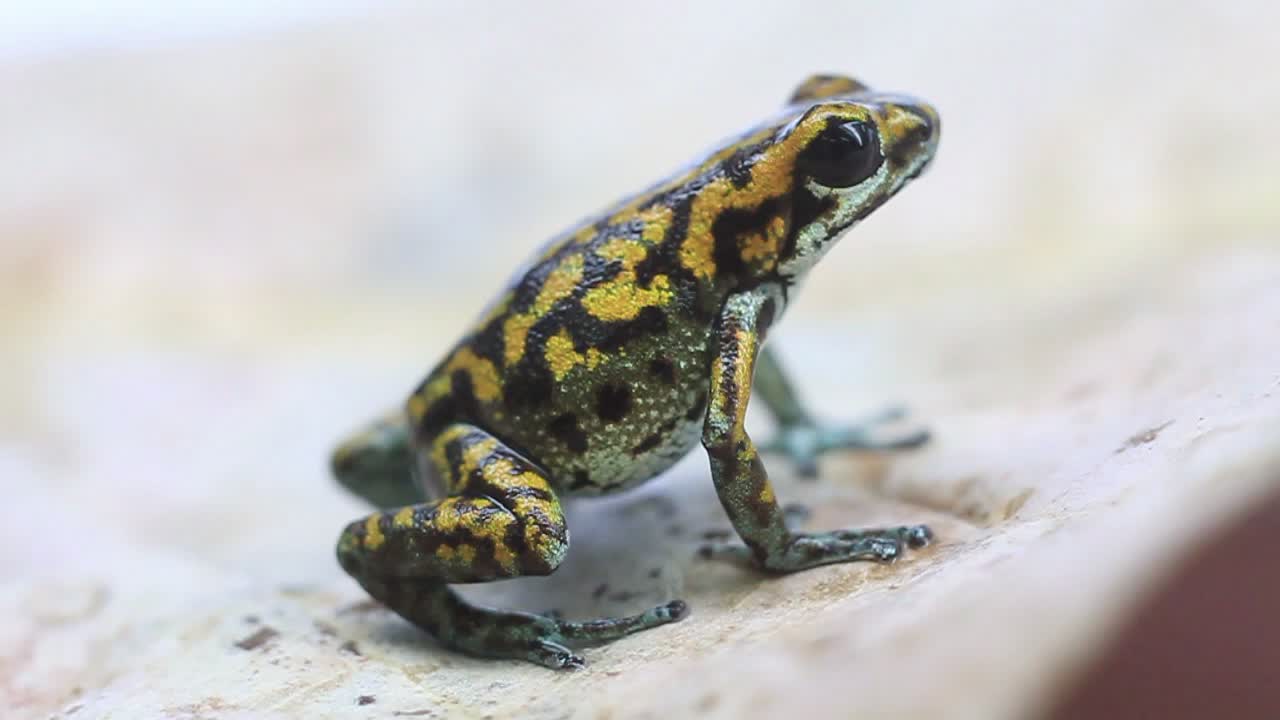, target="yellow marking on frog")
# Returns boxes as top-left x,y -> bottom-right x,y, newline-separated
789,75 -> 867,104
392,507 -> 415,528
734,330 -> 756,427
711,328 -> 759,432
454,349 -> 502,401
880,103 -> 930,145
436,544 -> 455,562
544,328 -> 604,380
461,436 -> 499,474
739,215 -> 787,269
481,508 -> 516,536
501,315 -> 536,367
436,425 -> 465,443
363,514 -> 386,550
457,543 -> 477,565
513,494 -> 557,520
418,349 -> 504,413
571,224 -> 598,246
434,501 -> 461,532
492,540 -> 518,573
407,394 -> 428,423
502,254 -> 585,367
582,236 -> 673,322
482,456 -> 517,483
759,483 -> 776,504
525,523 -> 556,559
